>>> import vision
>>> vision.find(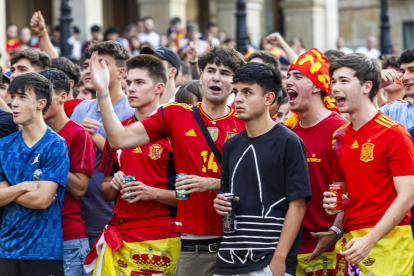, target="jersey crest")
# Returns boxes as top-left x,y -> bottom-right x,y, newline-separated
207,127 -> 219,142
360,142 -> 374,162
226,131 -> 236,141
148,144 -> 163,160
